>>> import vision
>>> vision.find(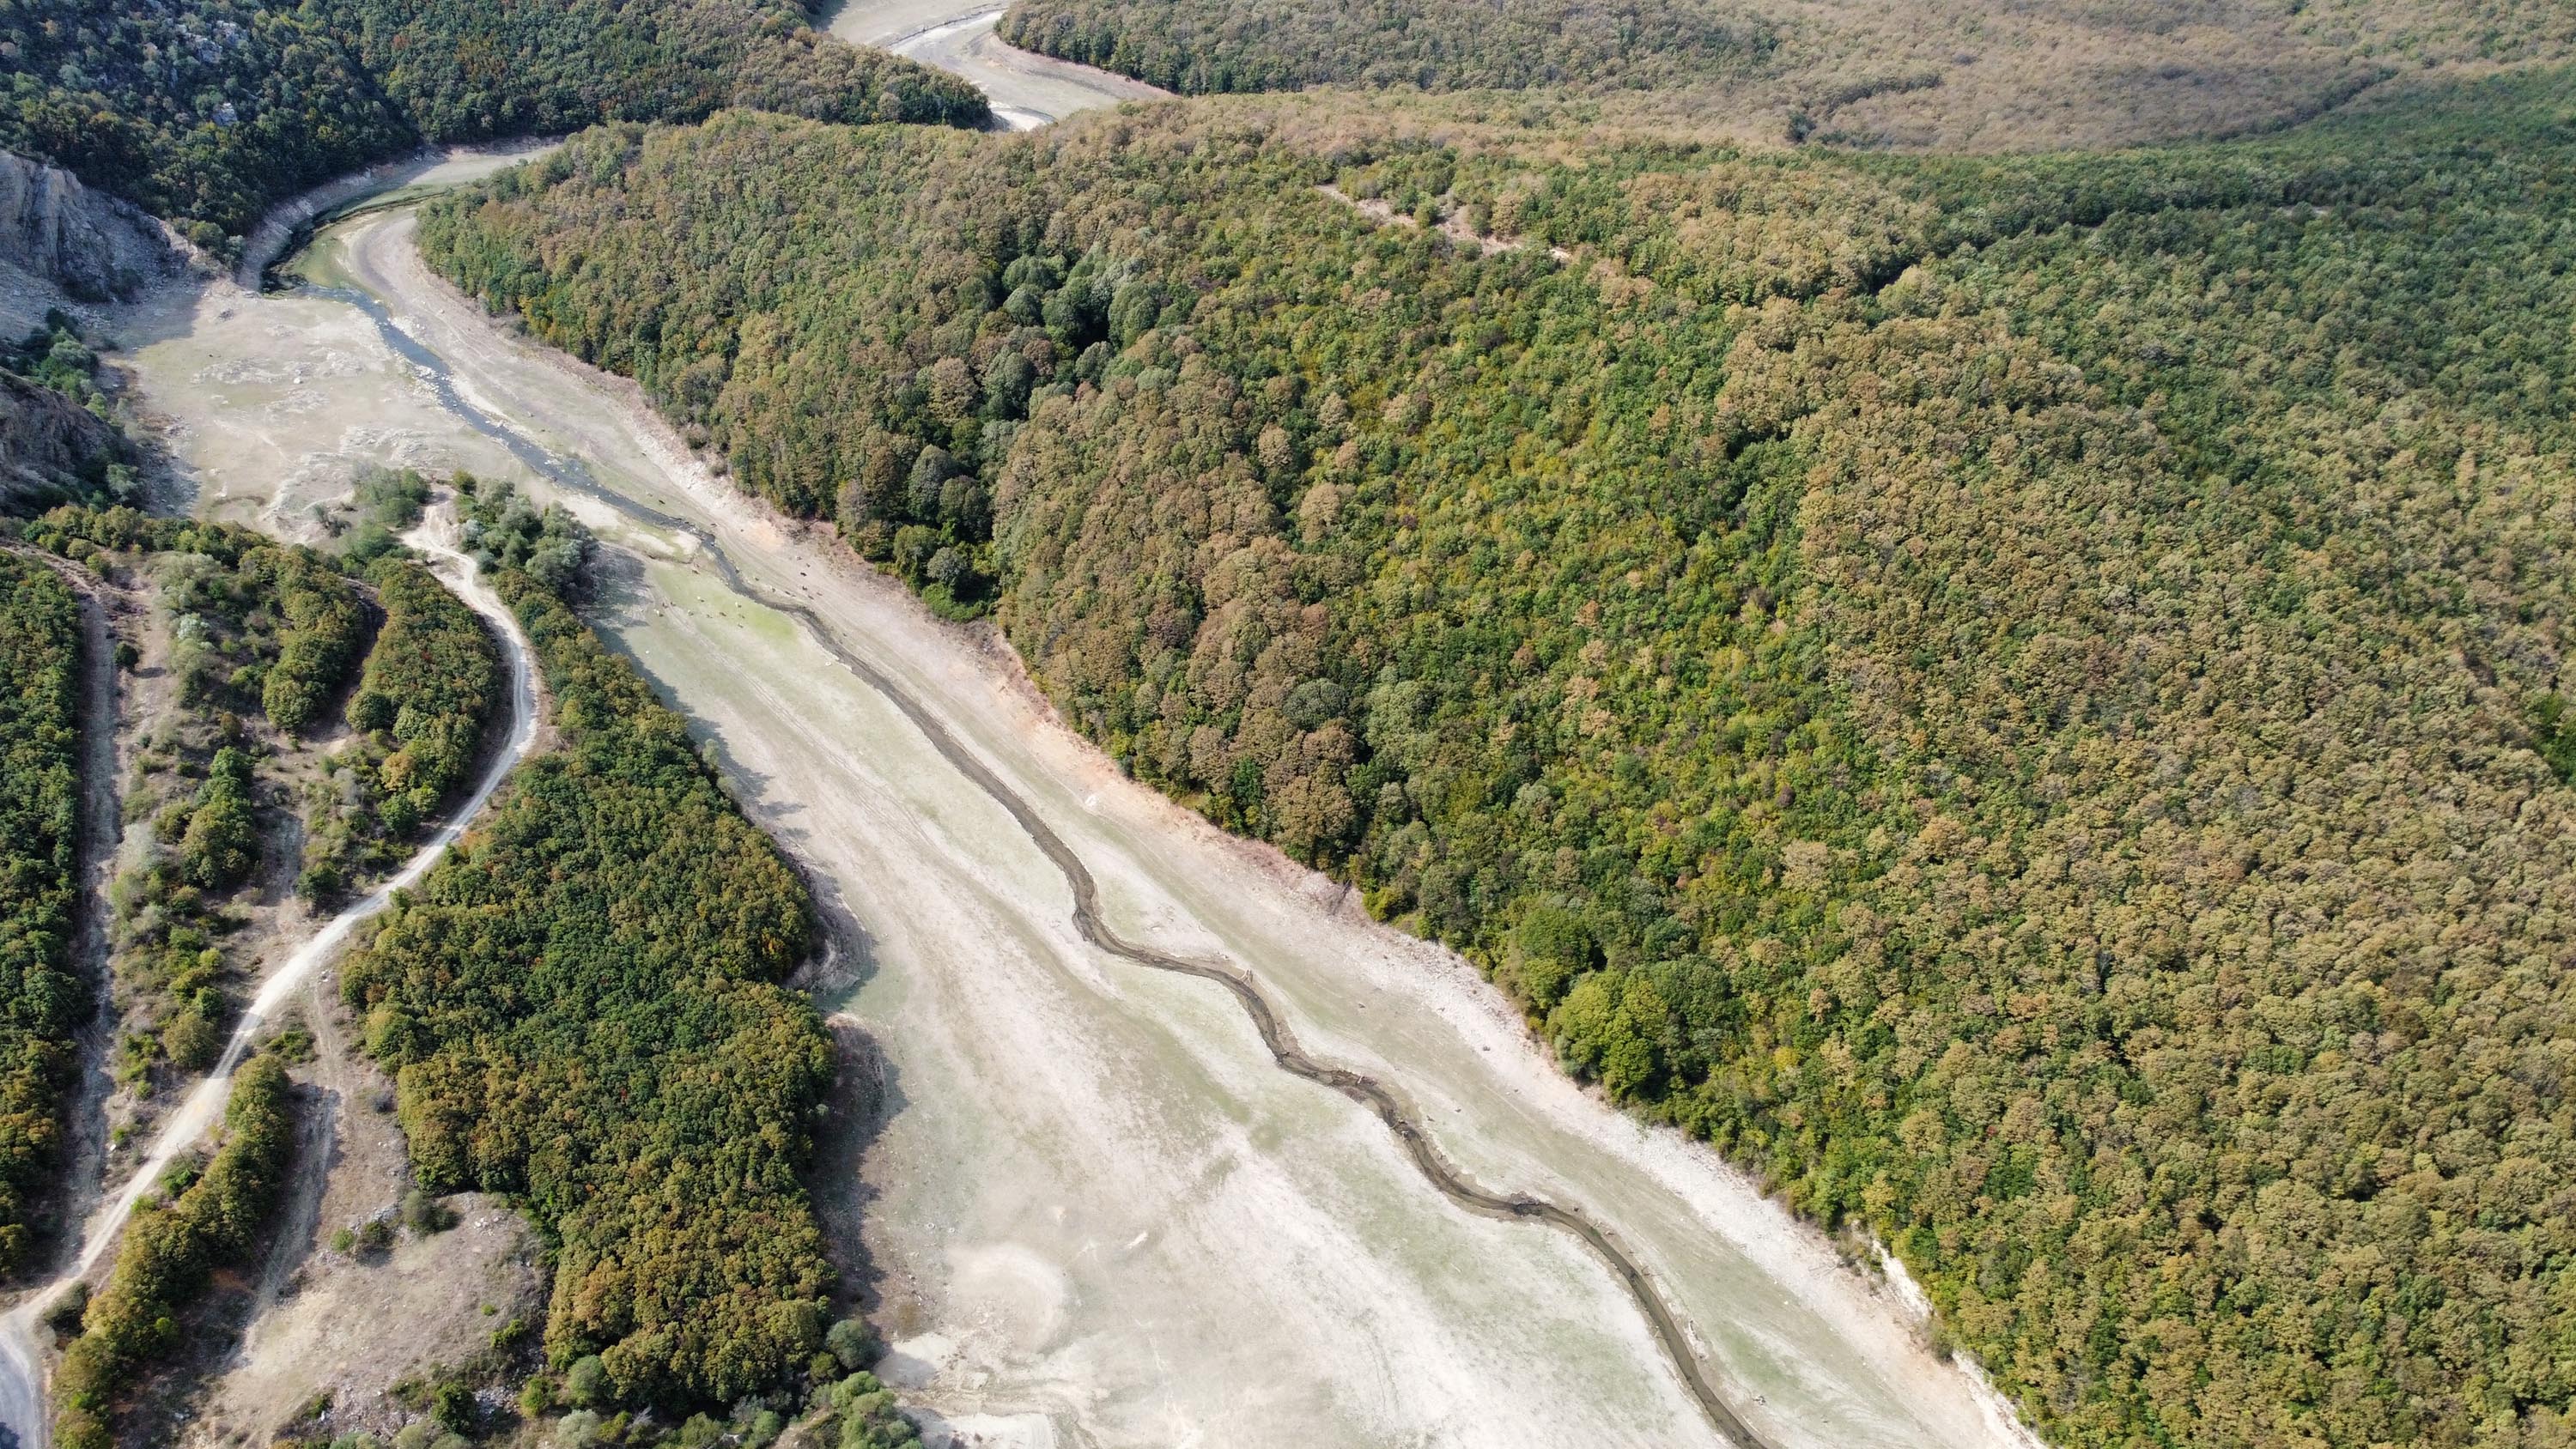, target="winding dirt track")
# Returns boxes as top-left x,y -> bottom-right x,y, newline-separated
0,524 -> 541,1449
310,276 -> 1765,1449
